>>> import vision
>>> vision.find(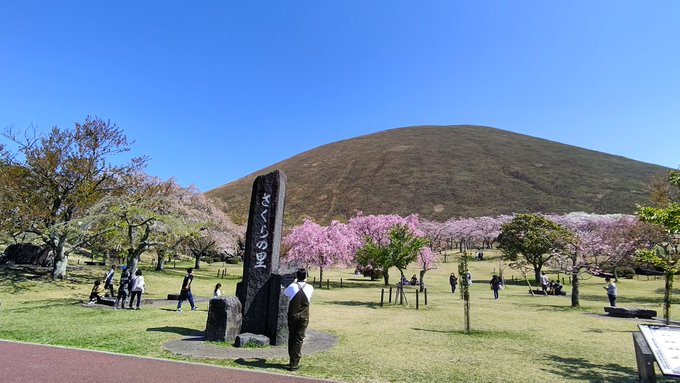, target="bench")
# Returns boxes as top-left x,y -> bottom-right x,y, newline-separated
96,297 -> 115,306
529,289 -> 547,295
604,307 -> 657,319
84,261 -> 106,266
167,294 -> 181,300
